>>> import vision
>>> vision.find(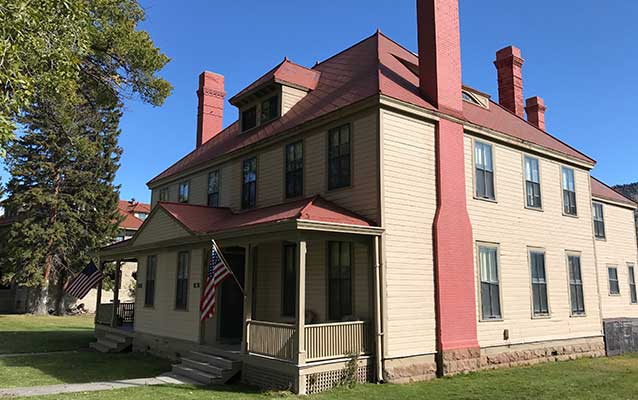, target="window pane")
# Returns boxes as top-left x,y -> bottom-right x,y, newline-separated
282,245 -> 296,317
629,266 -> 637,304
242,106 -> 257,131
328,242 -> 353,320
328,125 -> 351,190
479,246 -> 500,319
285,142 -> 303,198
261,96 -> 278,123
